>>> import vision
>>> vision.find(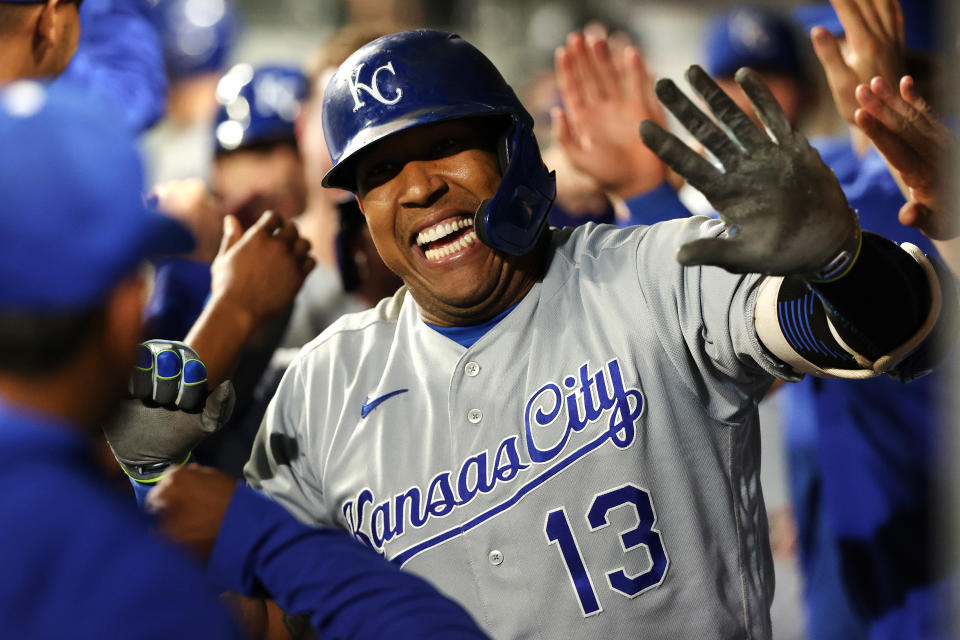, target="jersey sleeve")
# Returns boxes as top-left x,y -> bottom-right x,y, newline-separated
633,217 -> 798,416
244,360 -> 327,526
